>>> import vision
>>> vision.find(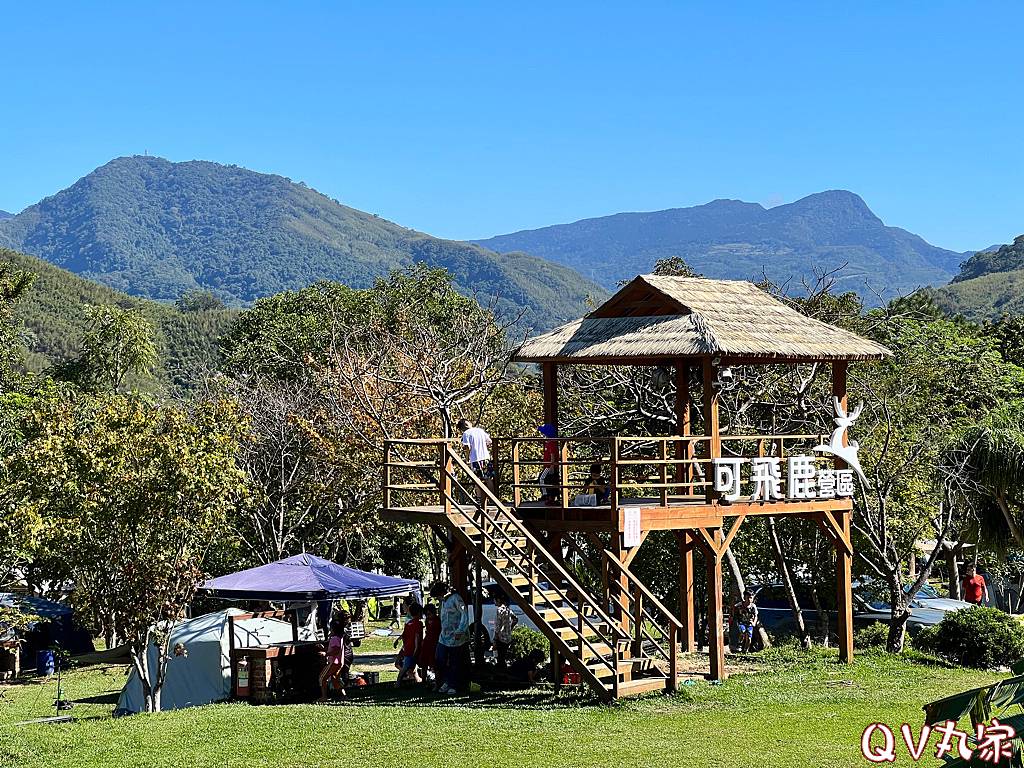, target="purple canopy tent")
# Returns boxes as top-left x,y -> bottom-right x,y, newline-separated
198,554 -> 420,602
